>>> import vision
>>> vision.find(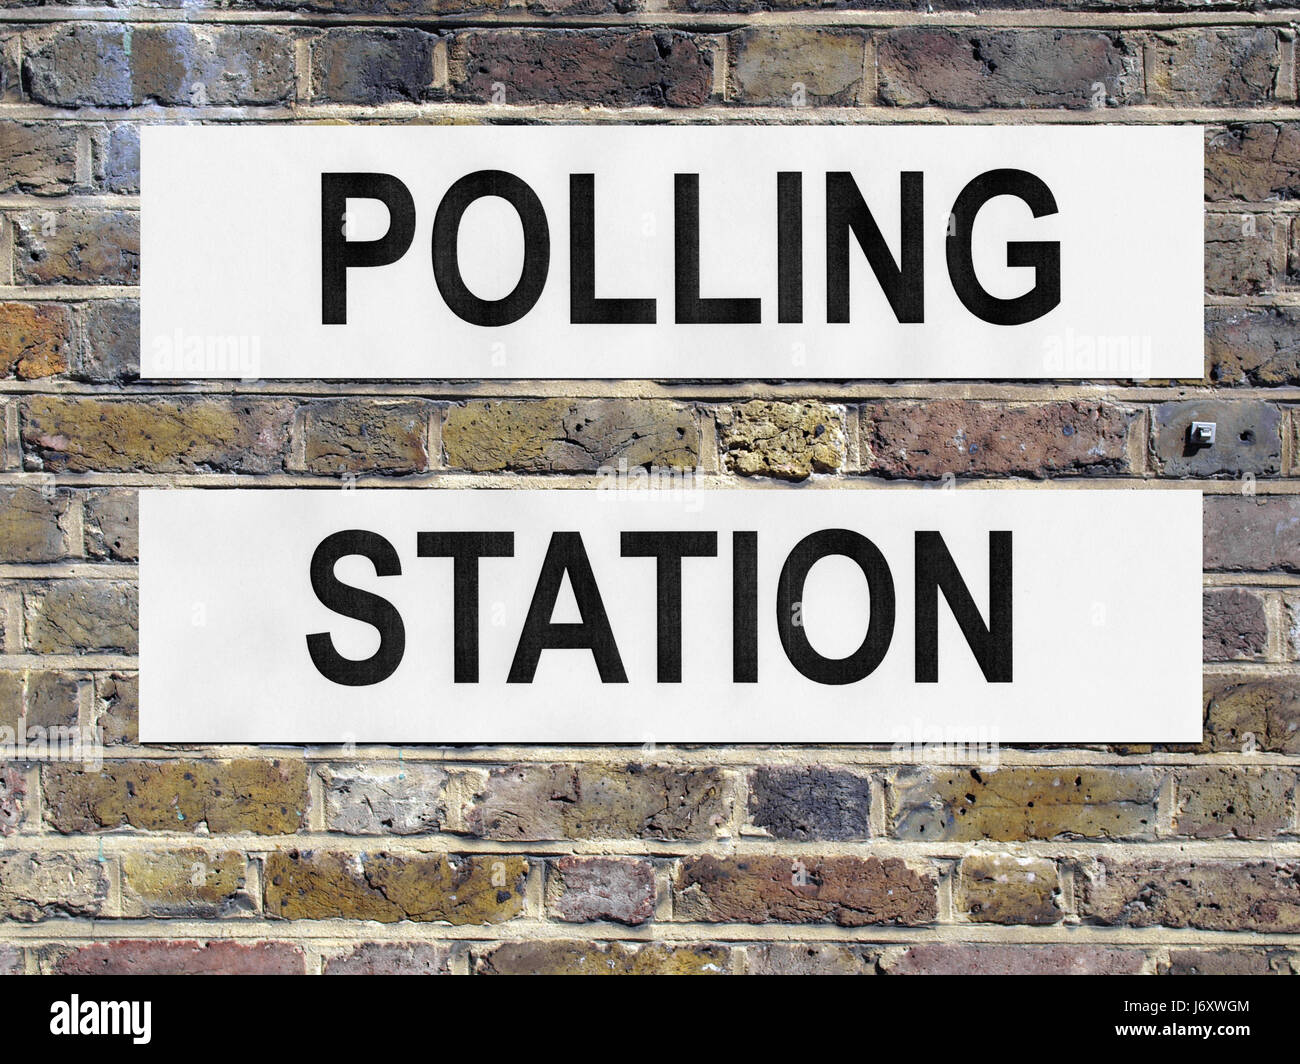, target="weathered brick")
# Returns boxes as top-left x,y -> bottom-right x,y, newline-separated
1206,124 -> 1300,202
94,672 -> 137,747
311,29 -> 437,104
43,759 -> 308,834
0,765 -> 28,837
94,124 -> 139,193
745,943 -> 878,975
1205,212 -> 1283,296
957,854 -> 1061,924
293,399 -> 433,475
21,396 -> 294,474
0,852 -> 107,921
324,943 -> 453,975
861,400 -> 1132,479
878,29 -> 1140,109
727,29 -> 866,105
444,399 -> 699,473
1146,29 -> 1280,106
120,849 -> 251,918
1203,588 -> 1269,661
747,765 -> 872,841
0,672 -> 20,733
1172,767 -> 1296,839
1153,400 -> 1281,477
882,944 -> 1146,975
23,24 -> 294,107
474,940 -> 732,975
718,401 -> 843,480
1081,859 -> 1300,932
1206,307 -> 1300,386
547,855 -> 655,925
321,763 -> 447,835
1204,496 -> 1300,571
83,489 -> 137,562
1204,677 -> 1300,754
0,486 -> 73,562
0,947 -> 19,975
24,580 -> 137,654
264,850 -> 527,923
0,303 -> 73,380
462,763 -> 735,841
0,122 -> 77,195
51,940 -> 306,975
451,30 -> 712,106
674,855 -> 937,926
25,669 -> 78,730
1163,948 -> 1296,975
10,209 -> 138,286
78,300 -> 139,383
891,767 -> 1159,841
